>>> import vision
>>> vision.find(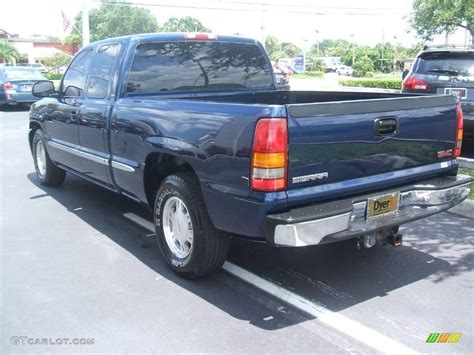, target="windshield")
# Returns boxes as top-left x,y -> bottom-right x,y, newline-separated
5,69 -> 45,80
127,41 -> 273,93
415,52 -> 474,77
